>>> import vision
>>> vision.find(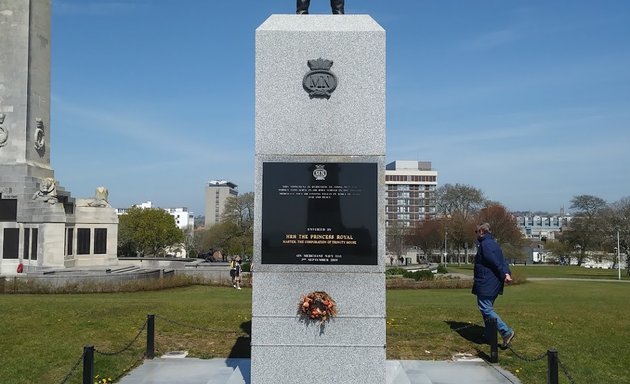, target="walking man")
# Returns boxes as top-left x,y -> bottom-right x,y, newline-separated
472,223 -> 515,347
